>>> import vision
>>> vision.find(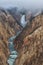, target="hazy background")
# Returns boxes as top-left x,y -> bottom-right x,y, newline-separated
0,0 -> 43,10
